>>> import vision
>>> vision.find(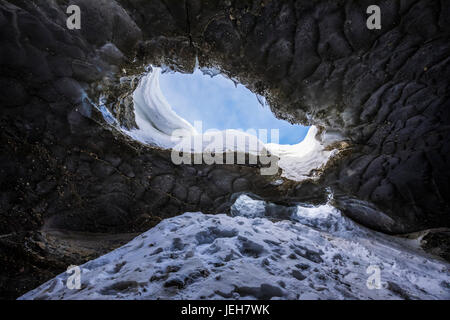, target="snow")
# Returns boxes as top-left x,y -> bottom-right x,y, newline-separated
125,67 -> 268,156
265,126 -> 338,181
230,194 -> 266,218
122,66 -> 341,180
292,203 -> 351,232
174,129 -> 267,155
19,195 -> 450,300
127,67 -> 198,148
